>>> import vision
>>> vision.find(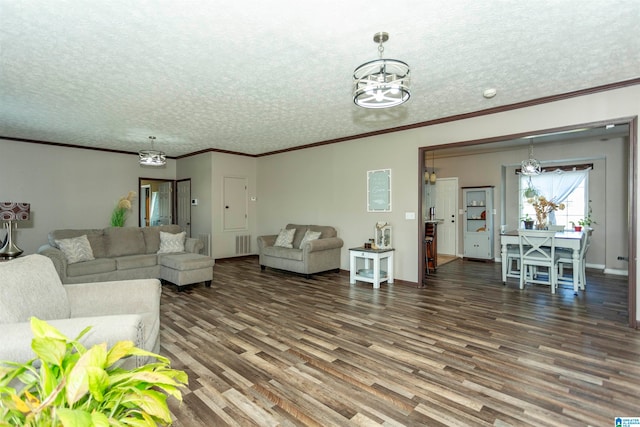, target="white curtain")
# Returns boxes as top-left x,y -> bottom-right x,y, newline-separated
522,168 -> 589,224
